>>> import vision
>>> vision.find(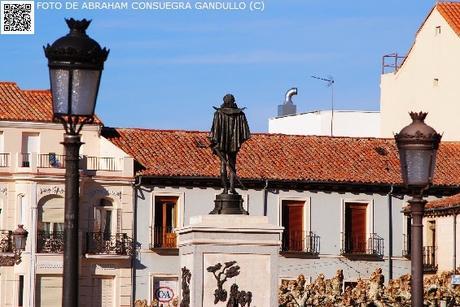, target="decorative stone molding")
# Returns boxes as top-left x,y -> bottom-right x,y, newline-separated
86,188 -> 122,201
0,186 -> 7,195
39,186 -> 65,196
